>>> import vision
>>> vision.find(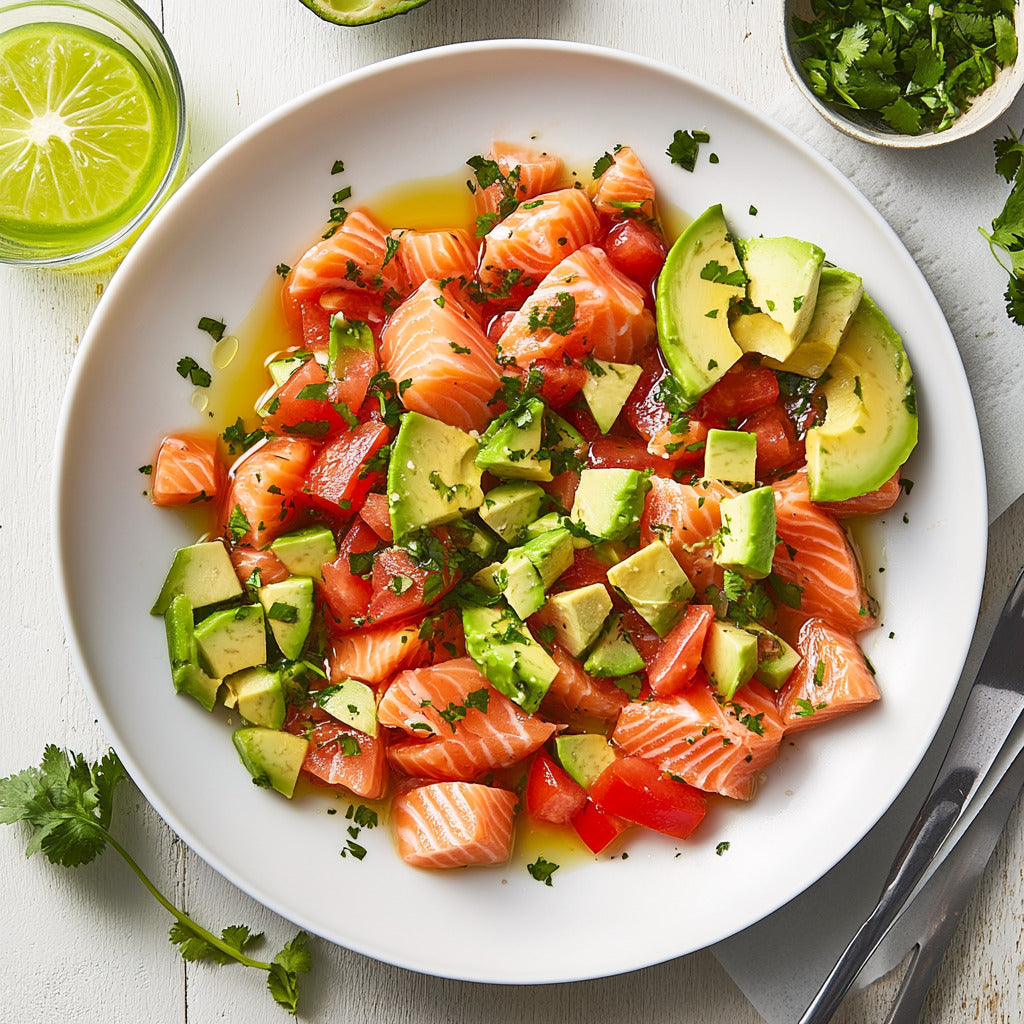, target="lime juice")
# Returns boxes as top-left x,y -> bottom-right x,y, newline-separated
0,1 -> 186,267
